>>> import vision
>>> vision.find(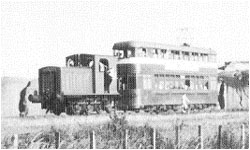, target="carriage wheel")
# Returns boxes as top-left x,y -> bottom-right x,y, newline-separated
135,109 -> 140,113
80,104 -> 88,115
